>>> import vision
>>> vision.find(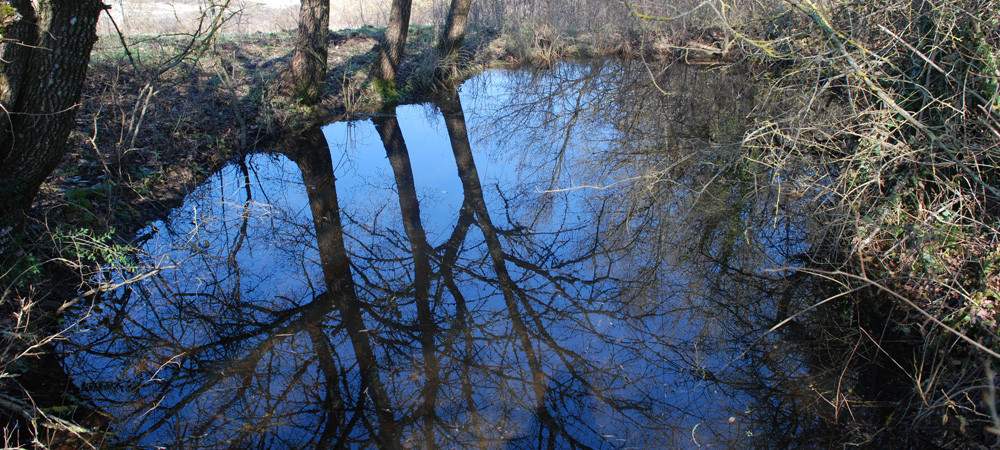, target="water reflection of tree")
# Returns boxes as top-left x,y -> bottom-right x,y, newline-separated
62,63 -> 863,447
473,60 -> 885,445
